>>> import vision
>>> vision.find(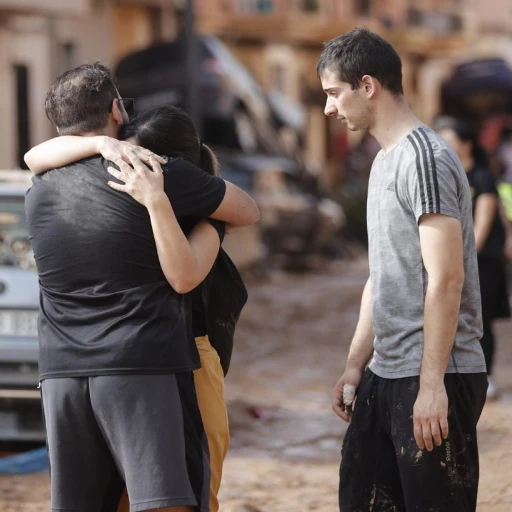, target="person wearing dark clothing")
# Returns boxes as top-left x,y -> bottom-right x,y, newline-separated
436,117 -> 510,399
25,64 -> 258,512
26,105 -> 249,512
